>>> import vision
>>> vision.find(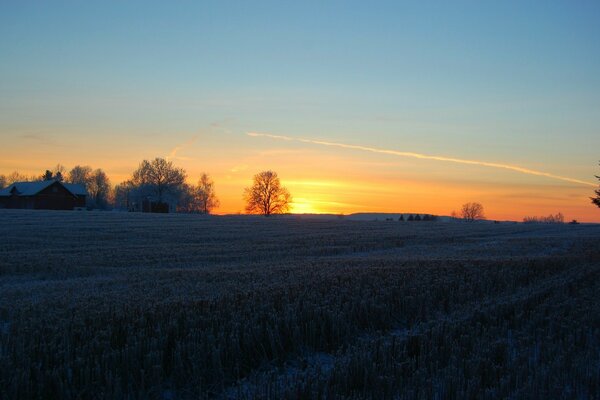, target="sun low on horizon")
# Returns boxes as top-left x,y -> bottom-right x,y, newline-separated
1,1 -> 599,222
